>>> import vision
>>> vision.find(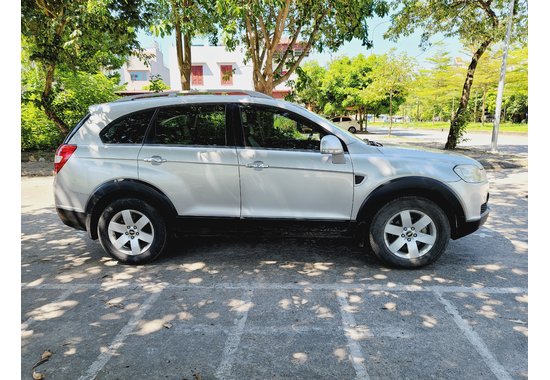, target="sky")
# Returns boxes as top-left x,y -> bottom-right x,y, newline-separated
138,15 -> 468,70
